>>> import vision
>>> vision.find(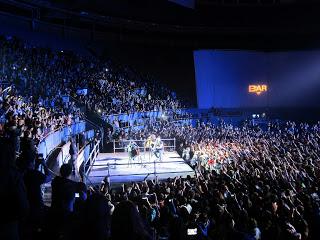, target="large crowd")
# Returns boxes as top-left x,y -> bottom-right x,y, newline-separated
0,35 -> 184,118
1,34 -> 320,240
0,85 -> 82,156
3,111 -> 320,239
113,119 -> 320,240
